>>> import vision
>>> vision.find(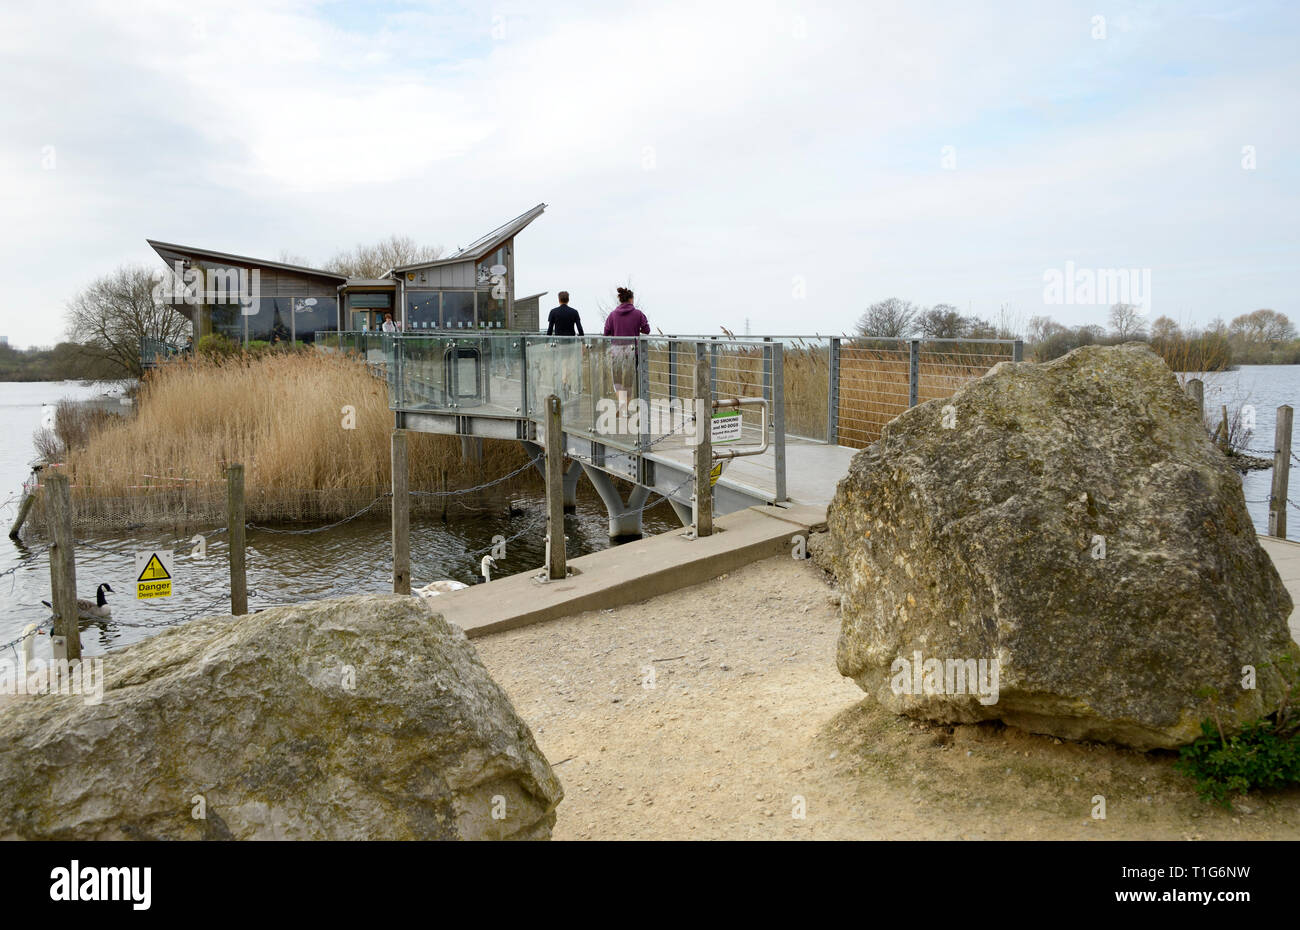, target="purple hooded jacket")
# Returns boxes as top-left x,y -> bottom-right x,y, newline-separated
603,302 -> 650,345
